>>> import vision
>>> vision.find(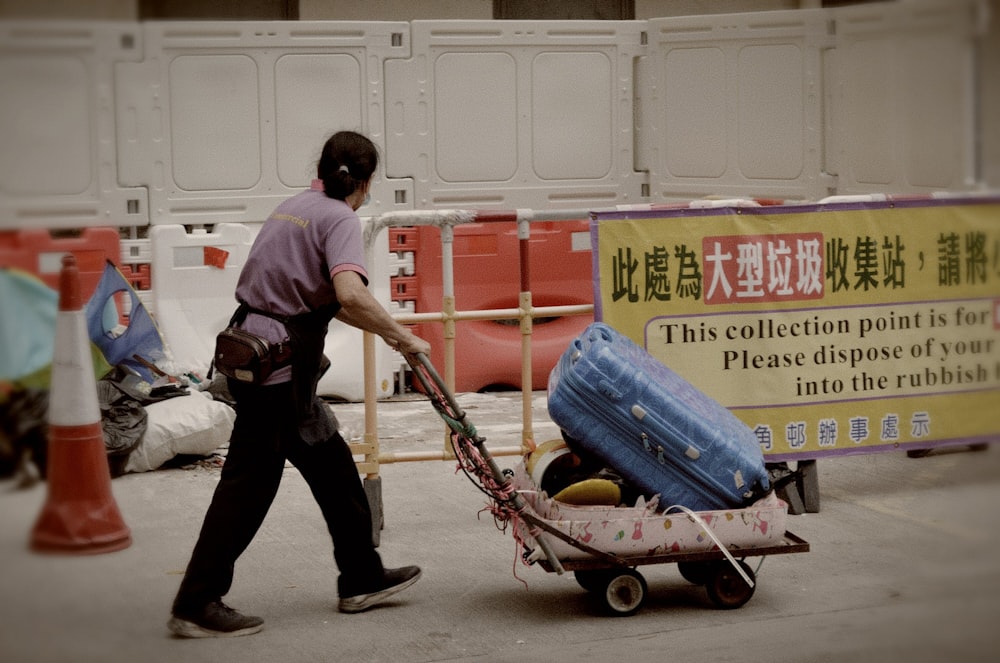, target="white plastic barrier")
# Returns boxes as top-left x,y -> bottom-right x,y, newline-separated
151,222 -> 394,401
150,223 -> 254,373
384,20 -> 647,210
116,21 -> 406,398
828,0 -> 980,193
1,4 -> 988,234
116,20 -> 414,226
642,9 -> 833,202
1,4 -> 988,403
0,21 -> 148,230
640,0 -> 982,201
